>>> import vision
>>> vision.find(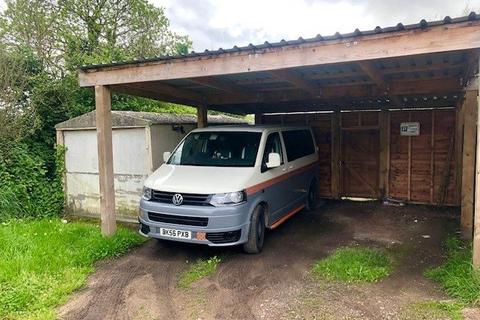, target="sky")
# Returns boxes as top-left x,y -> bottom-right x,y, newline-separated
1,0 -> 479,51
